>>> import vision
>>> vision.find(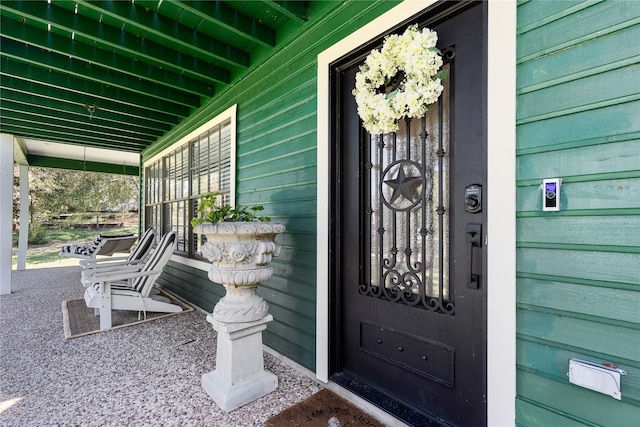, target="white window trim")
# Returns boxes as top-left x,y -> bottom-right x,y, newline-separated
315,1 -> 517,426
170,252 -> 211,272
142,104 -> 237,272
